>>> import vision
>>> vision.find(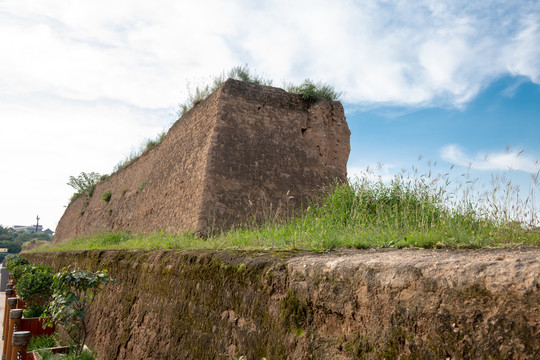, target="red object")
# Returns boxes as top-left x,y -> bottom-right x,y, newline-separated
17,298 -> 25,309
21,317 -> 55,337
